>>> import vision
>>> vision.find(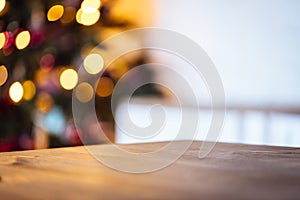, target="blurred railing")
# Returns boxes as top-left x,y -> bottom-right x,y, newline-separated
204,105 -> 300,147
115,99 -> 300,147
